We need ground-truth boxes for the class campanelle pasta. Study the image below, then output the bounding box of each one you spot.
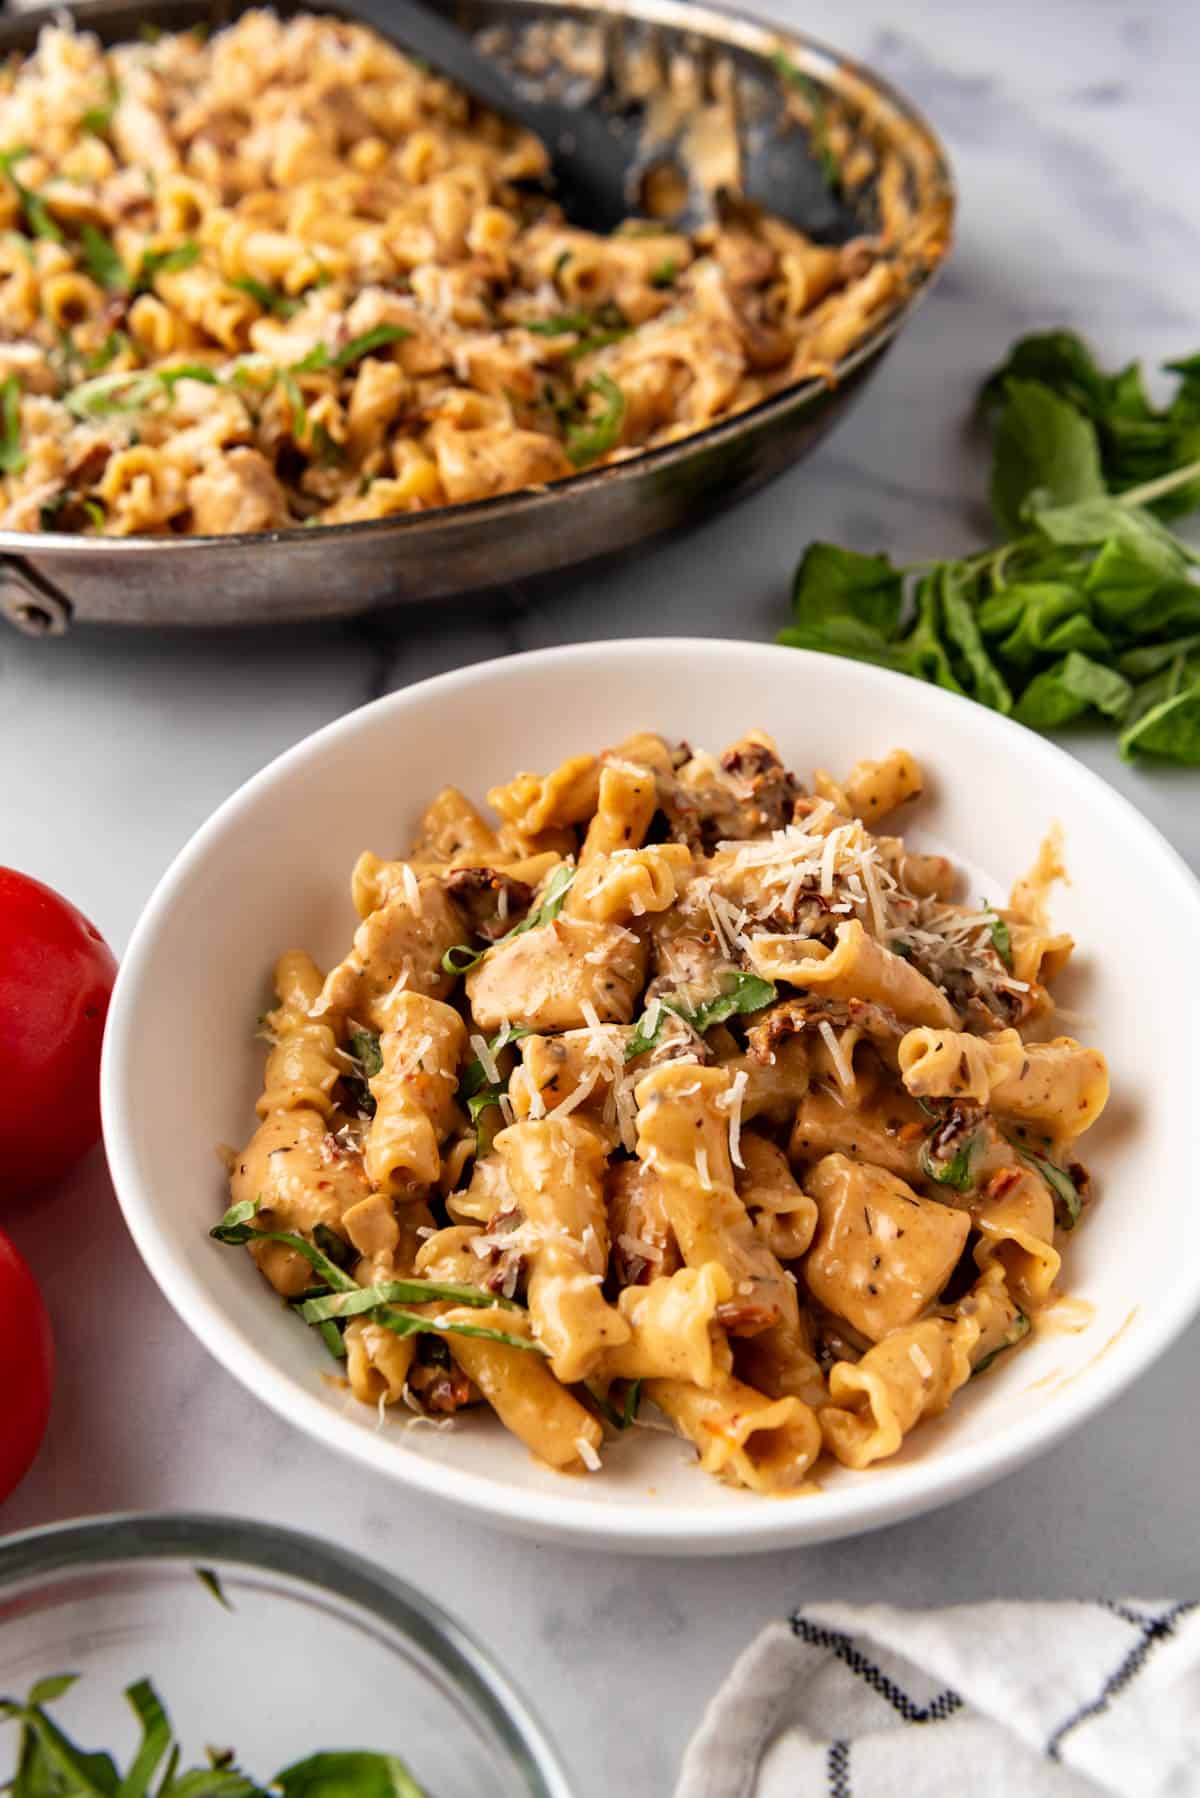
[0,11,908,538]
[216,731,1108,1492]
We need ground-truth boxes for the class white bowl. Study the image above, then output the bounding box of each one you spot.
[102,639,1200,1554]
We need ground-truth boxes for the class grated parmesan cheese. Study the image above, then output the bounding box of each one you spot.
[401,862,421,908]
[908,1342,934,1382]
[817,1019,855,1094]
[576,1436,602,1472]
[695,1146,712,1190]
[718,1068,749,1169]
[394,1031,434,1082]
[470,1032,500,1086]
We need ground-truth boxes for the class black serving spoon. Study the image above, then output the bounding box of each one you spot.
[383,0,859,239]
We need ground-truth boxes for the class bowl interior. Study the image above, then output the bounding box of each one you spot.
[0,1516,566,1797]
[102,641,1200,1550]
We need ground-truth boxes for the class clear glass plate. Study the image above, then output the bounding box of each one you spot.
[0,1513,572,1798]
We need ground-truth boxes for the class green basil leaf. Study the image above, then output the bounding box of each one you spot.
[899,571,967,695]
[0,148,63,242]
[194,1568,233,1611]
[1117,633,1200,679]
[989,379,1105,533]
[116,1681,173,1798]
[622,1377,643,1428]
[650,259,677,288]
[1010,1142,1082,1228]
[565,372,625,467]
[776,616,914,673]
[939,564,1013,712]
[985,904,1013,969]
[458,1023,533,1099]
[134,241,200,291]
[79,224,128,291]
[980,330,1108,418]
[372,1306,545,1355]
[209,1198,357,1291]
[790,541,904,638]
[972,1310,1031,1377]
[0,375,26,475]
[626,971,776,1059]
[329,325,410,369]
[230,277,300,318]
[347,1028,382,1079]
[1119,683,1200,763]
[298,1278,522,1322]
[272,1751,427,1798]
[441,864,576,975]
[81,82,121,136]
[920,1127,981,1192]
[1013,651,1132,730]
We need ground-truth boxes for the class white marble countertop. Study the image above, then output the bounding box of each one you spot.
[4,2,1200,1792]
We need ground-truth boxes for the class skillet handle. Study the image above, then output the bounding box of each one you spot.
[0,557,73,636]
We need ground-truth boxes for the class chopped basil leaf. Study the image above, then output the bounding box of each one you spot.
[347,1027,382,1078]
[79,223,127,291]
[565,373,626,467]
[650,259,678,288]
[274,1752,426,1798]
[919,1127,981,1192]
[230,277,301,318]
[87,330,130,373]
[194,1567,233,1611]
[984,903,1014,969]
[210,1197,358,1290]
[372,1306,544,1354]
[134,241,201,291]
[972,1311,1031,1377]
[1,376,26,475]
[459,1022,535,1151]
[626,971,776,1058]
[298,1277,521,1322]
[0,147,63,242]
[458,1022,533,1099]
[622,1377,643,1428]
[1,1676,430,1798]
[1009,1141,1082,1228]
[65,363,218,419]
[293,325,411,377]
[80,82,121,136]
[441,864,576,974]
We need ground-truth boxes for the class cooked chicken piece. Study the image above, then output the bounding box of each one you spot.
[187,448,289,535]
[466,916,646,1032]
[317,876,463,1024]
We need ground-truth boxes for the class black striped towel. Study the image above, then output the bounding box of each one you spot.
[675,1601,1200,1797]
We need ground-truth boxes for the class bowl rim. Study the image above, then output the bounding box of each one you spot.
[0,0,955,557]
[101,638,1200,1552]
[0,1510,573,1798]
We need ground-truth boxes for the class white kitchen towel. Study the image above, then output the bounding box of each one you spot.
[675,1600,1200,1798]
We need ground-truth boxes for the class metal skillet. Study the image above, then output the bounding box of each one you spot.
[0,0,954,635]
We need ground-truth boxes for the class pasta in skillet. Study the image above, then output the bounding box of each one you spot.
[215,731,1107,1492]
[0,10,925,537]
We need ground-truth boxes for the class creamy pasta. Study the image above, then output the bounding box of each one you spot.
[215,730,1108,1493]
[0,10,907,536]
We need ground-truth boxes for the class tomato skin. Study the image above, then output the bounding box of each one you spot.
[0,1227,54,1501]
[0,868,117,1197]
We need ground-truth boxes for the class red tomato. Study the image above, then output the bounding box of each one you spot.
[0,868,117,1197]
[0,1227,53,1500]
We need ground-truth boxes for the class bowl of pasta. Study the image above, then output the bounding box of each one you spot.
[0,0,952,632]
[102,638,1200,1552]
